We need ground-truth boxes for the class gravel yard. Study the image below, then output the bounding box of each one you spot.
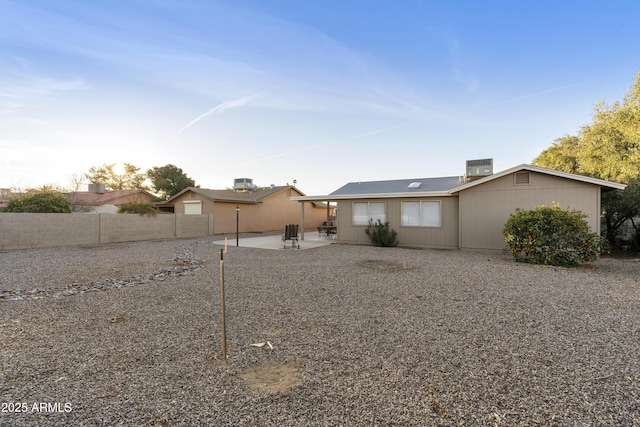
[1,238,640,426]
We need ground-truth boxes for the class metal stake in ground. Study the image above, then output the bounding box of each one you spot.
[220,248,227,361]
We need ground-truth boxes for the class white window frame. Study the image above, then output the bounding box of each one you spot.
[401,200,441,227]
[353,201,386,225]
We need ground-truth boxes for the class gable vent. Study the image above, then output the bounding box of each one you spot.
[515,171,531,185]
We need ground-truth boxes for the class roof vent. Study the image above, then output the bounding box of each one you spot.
[407,182,422,189]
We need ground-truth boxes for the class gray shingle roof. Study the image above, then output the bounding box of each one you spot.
[330,176,462,196]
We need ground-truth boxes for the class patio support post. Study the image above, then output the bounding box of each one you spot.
[327,201,330,224]
[235,205,239,247]
[300,201,305,241]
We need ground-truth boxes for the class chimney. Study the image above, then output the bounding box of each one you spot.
[88,183,106,194]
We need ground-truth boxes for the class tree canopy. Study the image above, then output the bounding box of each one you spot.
[85,163,148,191]
[532,71,640,249]
[147,164,196,200]
[533,71,640,184]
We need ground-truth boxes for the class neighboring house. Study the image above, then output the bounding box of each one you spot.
[292,163,626,251]
[65,185,157,213]
[165,180,331,234]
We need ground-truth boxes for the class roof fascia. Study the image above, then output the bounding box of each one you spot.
[164,187,196,203]
[449,164,627,193]
[291,191,455,201]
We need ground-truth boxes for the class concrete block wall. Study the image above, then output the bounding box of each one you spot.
[0,213,215,250]
[0,213,100,250]
[176,214,213,238]
[99,213,176,243]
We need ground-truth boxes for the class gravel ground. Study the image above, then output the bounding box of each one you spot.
[1,238,640,426]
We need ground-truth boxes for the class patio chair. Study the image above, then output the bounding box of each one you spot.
[281,224,300,249]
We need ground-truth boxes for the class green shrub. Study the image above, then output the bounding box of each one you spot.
[503,204,608,267]
[365,219,398,247]
[3,192,71,213]
[117,201,157,215]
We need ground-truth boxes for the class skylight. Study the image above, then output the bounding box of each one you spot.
[407,182,422,189]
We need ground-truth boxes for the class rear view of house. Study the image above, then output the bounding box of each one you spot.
[292,161,626,251]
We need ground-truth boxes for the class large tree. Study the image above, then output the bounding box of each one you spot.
[601,178,640,248]
[85,163,148,191]
[534,135,580,174]
[533,71,640,247]
[146,164,195,200]
[533,71,640,183]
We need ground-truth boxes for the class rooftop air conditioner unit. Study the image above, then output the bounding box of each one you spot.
[233,178,257,191]
[465,158,493,178]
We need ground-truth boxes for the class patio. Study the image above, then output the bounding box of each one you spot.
[212,230,336,250]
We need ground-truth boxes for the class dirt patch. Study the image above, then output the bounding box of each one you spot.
[238,360,301,393]
[358,259,415,272]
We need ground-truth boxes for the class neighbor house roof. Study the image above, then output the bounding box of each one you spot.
[65,189,156,206]
[291,164,626,201]
[166,185,301,204]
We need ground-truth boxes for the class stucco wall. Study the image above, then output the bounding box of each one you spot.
[0,213,214,250]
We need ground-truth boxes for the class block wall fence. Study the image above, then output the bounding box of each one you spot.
[0,213,214,251]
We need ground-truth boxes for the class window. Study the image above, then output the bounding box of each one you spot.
[353,202,385,225]
[183,200,202,215]
[401,201,441,227]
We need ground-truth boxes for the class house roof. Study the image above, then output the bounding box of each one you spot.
[291,164,626,201]
[65,189,156,206]
[166,185,301,204]
[330,176,462,196]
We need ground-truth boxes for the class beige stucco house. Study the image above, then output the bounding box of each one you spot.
[292,164,626,251]
[166,184,331,234]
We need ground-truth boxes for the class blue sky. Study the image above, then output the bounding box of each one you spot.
[1,0,639,195]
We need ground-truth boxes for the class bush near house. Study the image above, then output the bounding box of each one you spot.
[503,204,608,267]
[3,192,72,213]
[117,201,157,215]
[365,219,398,247]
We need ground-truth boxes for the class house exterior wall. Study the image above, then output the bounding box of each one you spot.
[171,192,213,215]
[336,196,459,249]
[213,192,329,234]
[171,188,328,234]
[458,171,601,250]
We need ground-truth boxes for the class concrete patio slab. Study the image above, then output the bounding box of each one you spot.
[212,231,336,250]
